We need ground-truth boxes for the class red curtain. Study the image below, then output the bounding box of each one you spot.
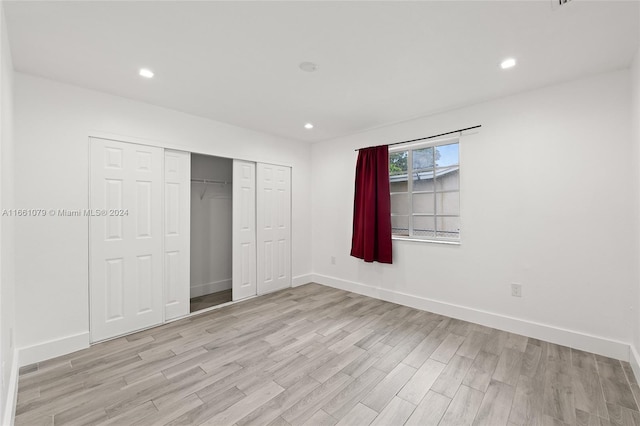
[350,146,393,264]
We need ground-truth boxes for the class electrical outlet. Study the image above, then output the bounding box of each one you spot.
[511,283,522,298]
[330,256,336,265]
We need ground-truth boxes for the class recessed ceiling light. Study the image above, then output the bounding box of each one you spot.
[299,62,319,72]
[139,68,154,78]
[304,123,314,129]
[500,58,516,69]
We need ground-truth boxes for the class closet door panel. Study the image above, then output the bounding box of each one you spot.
[233,160,257,301]
[90,138,163,342]
[257,163,291,295]
[164,149,191,320]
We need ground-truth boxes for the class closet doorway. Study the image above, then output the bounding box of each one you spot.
[190,154,233,312]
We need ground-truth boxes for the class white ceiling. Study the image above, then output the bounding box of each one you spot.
[4,1,639,143]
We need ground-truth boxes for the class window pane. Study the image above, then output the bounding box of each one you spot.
[435,191,460,215]
[413,215,435,238]
[390,142,461,242]
[413,147,434,170]
[391,215,409,236]
[436,216,460,239]
[389,179,408,193]
[413,193,434,214]
[391,193,409,215]
[389,151,408,176]
[435,143,459,167]
[435,168,459,191]
[413,171,435,192]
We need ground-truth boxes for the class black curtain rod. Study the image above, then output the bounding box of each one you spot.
[355,125,482,151]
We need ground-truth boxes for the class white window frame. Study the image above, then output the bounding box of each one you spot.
[389,136,461,244]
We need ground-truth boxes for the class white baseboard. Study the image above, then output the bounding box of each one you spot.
[630,345,640,384]
[18,332,90,367]
[2,349,18,426]
[312,273,630,361]
[190,279,232,298]
[292,274,313,288]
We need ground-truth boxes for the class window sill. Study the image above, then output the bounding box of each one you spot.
[392,236,461,246]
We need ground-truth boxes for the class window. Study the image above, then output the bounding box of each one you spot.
[389,139,460,242]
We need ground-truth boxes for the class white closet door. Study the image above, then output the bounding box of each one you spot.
[164,150,190,320]
[232,160,257,301]
[89,138,163,342]
[257,163,291,295]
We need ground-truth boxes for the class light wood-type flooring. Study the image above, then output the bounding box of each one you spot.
[15,283,640,426]
[190,290,233,313]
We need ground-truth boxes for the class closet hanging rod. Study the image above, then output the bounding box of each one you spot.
[191,178,231,185]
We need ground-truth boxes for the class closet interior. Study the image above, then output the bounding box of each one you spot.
[190,154,233,312]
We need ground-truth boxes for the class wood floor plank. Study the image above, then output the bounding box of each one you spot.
[322,367,385,420]
[605,402,640,425]
[572,364,608,419]
[334,403,377,426]
[547,343,572,367]
[402,327,448,369]
[543,366,576,424]
[509,375,545,426]
[107,368,204,416]
[431,354,474,398]
[574,409,602,426]
[374,332,426,373]
[369,396,415,426]
[166,387,245,425]
[237,375,321,426]
[473,379,516,426]
[98,400,158,426]
[457,331,489,360]
[482,330,509,356]
[493,347,524,387]
[328,327,374,354]
[275,350,339,388]
[598,359,629,384]
[361,363,416,412]
[267,416,292,426]
[405,390,451,426]
[201,381,284,425]
[280,372,352,426]
[301,409,337,426]
[430,333,466,364]
[310,346,366,383]
[397,358,446,404]
[439,385,485,426]
[16,377,128,424]
[571,349,597,372]
[601,376,639,411]
[504,333,529,353]
[520,343,543,378]
[195,361,270,404]
[622,362,638,386]
[463,351,499,393]
[339,353,380,379]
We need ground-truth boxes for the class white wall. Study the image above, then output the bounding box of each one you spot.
[311,70,634,359]
[13,73,312,364]
[0,4,16,424]
[631,44,640,374]
[190,154,232,298]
